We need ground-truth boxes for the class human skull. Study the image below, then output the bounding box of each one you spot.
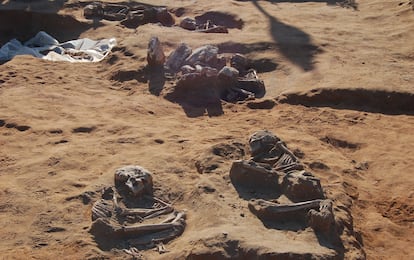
[114,165,153,197]
[84,3,104,18]
[249,130,280,156]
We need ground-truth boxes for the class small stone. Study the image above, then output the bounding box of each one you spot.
[147,37,165,67]
[282,171,325,202]
[201,66,218,78]
[231,53,248,72]
[165,43,192,71]
[155,7,175,26]
[180,65,196,74]
[218,66,239,82]
[180,17,197,30]
[185,45,218,67]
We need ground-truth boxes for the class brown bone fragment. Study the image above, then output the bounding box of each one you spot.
[248,198,323,220]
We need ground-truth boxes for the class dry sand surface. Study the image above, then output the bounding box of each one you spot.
[0,0,413,259]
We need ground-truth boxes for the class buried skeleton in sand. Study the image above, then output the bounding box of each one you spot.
[90,166,186,254]
[230,130,338,237]
[89,132,340,258]
[83,1,174,27]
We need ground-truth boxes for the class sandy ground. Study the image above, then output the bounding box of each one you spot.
[0,0,413,259]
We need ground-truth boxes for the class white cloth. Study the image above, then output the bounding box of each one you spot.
[0,31,116,62]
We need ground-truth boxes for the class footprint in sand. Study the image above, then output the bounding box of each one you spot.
[0,119,31,131]
[72,126,96,133]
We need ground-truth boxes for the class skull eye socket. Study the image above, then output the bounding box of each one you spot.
[130,178,144,186]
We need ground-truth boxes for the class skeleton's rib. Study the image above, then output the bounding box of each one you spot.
[276,141,298,162]
[143,207,174,219]
[145,195,172,207]
[113,193,119,209]
[274,162,301,172]
[118,206,173,217]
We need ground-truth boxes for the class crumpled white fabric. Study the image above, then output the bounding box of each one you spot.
[0,31,117,62]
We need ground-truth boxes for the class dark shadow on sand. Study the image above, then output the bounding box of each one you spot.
[250,0,321,71]
[0,9,98,46]
[231,179,312,232]
[164,92,224,118]
[278,88,414,115]
[237,0,358,10]
[164,79,224,118]
[0,0,68,13]
[148,66,166,96]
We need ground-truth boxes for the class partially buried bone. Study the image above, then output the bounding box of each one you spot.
[114,165,153,197]
[249,130,280,157]
[249,131,299,168]
[121,211,185,236]
[91,199,113,221]
[248,198,337,226]
[118,204,173,219]
[229,130,341,242]
[179,17,229,33]
[249,199,323,219]
[90,165,185,252]
[236,69,265,98]
[308,199,335,234]
[91,211,185,238]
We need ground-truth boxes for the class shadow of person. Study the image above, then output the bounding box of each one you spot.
[0,0,68,13]
[237,0,357,10]
[251,0,320,71]
[0,9,95,45]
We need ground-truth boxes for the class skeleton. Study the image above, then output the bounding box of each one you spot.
[90,165,186,253]
[235,69,266,98]
[179,17,229,33]
[83,2,174,27]
[230,130,337,236]
[249,130,301,170]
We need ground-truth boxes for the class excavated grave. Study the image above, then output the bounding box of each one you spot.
[177,130,364,259]
[89,165,186,253]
